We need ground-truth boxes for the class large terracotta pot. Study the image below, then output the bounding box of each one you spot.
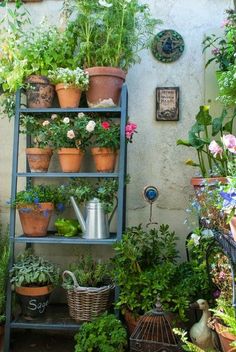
[26,75,55,108]
[16,285,53,319]
[214,321,236,352]
[85,67,126,107]
[123,309,142,336]
[26,147,53,172]
[91,147,117,172]
[57,148,84,173]
[18,202,54,237]
[55,83,82,108]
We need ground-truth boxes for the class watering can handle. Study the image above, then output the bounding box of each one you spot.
[108,196,118,225]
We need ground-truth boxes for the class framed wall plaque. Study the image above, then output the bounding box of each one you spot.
[156,87,179,121]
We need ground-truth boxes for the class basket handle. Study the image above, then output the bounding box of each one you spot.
[62,270,81,289]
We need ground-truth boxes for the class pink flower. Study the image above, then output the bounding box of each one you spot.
[222,134,236,153]
[209,140,223,158]
[221,19,230,27]
[42,120,50,126]
[101,121,110,129]
[67,130,75,139]
[125,122,137,140]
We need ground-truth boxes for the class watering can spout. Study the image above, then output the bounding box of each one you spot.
[70,196,86,234]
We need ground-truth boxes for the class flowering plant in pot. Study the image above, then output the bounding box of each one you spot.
[48,67,89,108]
[12,183,65,237]
[90,119,137,172]
[10,251,60,319]
[20,115,53,172]
[62,0,160,107]
[48,113,93,172]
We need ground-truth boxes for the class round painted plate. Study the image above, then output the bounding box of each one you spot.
[151,29,184,63]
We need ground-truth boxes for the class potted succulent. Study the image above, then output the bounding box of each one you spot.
[74,312,127,352]
[48,67,89,108]
[12,183,65,237]
[62,254,114,322]
[48,113,92,172]
[20,115,53,172]
[62,0,160,107]
[90,118,137,172]
[10,251,60,319]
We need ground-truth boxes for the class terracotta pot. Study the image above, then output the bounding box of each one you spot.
[85,67,126,107]
[57,148,84,173]
[18,202,54,237]
[123,309,142,336]
[55,83,82,108]
[214,321,236,352]
[191,176,228,189]
[91,147,117,172]
[26,75,55,108]
[26,147,53,172]
[16,285,53,319]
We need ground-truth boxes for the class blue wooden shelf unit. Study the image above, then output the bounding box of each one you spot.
[4,85,128,352]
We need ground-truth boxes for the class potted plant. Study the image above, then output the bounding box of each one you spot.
[90,119,137,172]
[48,113,92,172]
[10,251,60,319]
[62,0,160,107]
[20,115,53,172]
[74,312,127,352]
[62,254,114,322]
[48,67,89,108]
[0,2,76,113]
[12,183,65,237]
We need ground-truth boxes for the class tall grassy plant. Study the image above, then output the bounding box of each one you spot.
[0,226,10,323]
[62,0,160,69]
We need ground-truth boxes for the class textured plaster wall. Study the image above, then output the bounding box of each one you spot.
[0,0,234,261]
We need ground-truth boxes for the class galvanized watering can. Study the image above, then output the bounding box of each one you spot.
[70,196,115,239]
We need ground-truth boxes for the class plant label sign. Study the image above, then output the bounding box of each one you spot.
[156,87,179,121]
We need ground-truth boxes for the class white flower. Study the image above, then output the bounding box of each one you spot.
[67,130,75,139]
[51,114,58,120]
[191,233,200,246]
[78,113,85,118]
[86,120,96,132]
[98,0,112,7]
[42,120,50,126]
[63,117,70,124]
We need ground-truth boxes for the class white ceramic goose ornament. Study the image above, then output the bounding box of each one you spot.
[190,299,219,351]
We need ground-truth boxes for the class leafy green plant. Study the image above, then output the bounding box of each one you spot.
[74,312,127,352]
[48,67,89,90]
[92,119,120,150]
[177,105,236,177]
[12,183,66,213]
[62,0,160,70]
[19,115,52,148]
[173,328,210,352]
[0,226,10,323]
[62,254,112,289]
[54,218,81,238]
[60,178,119,213]
[216,66,236,107]
[10,251,60,288]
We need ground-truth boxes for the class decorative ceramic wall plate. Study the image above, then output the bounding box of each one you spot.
[151,29,184,63]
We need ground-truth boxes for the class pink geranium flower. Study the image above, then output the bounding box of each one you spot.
[209,140,223,158]
[125,122,137,140]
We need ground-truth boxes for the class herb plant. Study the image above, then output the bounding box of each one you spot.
[20,115,52,148]
[62,254,112,289]
[62,0,160,70]
[10,252,60,288]
[74,312,127,352]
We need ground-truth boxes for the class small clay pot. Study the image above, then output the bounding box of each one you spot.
[91,147,117,172]
[57,148,84,173]
[55,84,82,108]
[26,75,55,108]
[26,147,53,172]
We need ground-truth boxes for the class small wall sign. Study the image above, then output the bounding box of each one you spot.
[156,87,179,121]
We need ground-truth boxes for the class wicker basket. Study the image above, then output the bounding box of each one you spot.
[62,270,114,322]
